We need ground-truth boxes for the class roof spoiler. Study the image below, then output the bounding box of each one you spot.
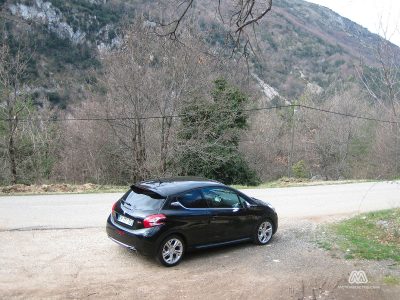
[130,185,164,199]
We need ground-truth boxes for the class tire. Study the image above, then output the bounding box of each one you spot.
[253,219,274,245]
[157,235,185,267]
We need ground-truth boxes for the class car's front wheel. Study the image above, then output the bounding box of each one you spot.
[253,219,274,245]
[157,235,185,267]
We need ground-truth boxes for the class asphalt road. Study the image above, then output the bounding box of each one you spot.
[1,181,399,299]
[0,181,399,231]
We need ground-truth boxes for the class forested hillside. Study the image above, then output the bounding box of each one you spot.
[0,0,399,185]
[1,0,395,104]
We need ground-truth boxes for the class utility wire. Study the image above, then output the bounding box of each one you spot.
[0,104,398,123]
[299,104,399,124]
[0,104,398,124]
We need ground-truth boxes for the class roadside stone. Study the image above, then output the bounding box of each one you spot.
[311,175,324,181]
[376,220,389,229]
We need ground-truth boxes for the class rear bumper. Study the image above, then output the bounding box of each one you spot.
[108,236,137,250]
[106,215,161,256]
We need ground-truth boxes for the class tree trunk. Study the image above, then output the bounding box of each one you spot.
[8,129,17,184]
[131,119,147,181]
[6,97,18,184]
[160,117,172,175]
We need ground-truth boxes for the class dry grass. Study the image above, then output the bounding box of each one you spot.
[0,183,126,195]
[232,177,372,189]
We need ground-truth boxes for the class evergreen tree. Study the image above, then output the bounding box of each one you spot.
[176,78,259,185]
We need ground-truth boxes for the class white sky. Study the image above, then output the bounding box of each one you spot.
[305,0,400,46]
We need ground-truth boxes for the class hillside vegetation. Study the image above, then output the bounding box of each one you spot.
[0,0,399,185]
[0,0,393,104]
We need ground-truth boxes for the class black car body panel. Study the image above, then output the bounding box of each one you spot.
[107,177,278,258]
[159,208,212,246]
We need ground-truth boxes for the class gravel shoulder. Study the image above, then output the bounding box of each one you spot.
[1,221,399,299]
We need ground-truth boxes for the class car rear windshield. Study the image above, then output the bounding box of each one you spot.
[121,186,165,210]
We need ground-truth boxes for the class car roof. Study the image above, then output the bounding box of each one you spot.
[133,177,225,197]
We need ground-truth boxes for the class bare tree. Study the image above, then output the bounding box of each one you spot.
[355,26,400,176]
[306,91,368,179]
[148,0,273,55]
[53,18,254,184]
[0,42,32,184]
[240,86,379,181]
[94,21,226,181]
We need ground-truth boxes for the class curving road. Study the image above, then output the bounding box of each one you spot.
[0,181,399,231]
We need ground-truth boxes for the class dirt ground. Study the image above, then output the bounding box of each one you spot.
[1,219,399,300]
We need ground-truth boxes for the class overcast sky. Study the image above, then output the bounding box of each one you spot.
[305,0,400,46]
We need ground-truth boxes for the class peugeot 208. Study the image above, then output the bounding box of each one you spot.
[106,177,278,266]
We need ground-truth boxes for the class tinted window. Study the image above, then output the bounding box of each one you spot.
[176,190,207,208]
[123,189,164,210]
[202,187,243,209]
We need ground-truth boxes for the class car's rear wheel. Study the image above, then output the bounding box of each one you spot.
[157,235,185,267]
[253,219,274,245]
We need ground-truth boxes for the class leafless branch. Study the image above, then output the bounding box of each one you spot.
[151,0,273,56]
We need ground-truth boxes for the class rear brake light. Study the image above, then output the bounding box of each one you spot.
[143,214,166,228]
[112,202,117,212]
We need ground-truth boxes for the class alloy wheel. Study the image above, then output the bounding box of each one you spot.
[258,221,273,244]
[161,238,183,265]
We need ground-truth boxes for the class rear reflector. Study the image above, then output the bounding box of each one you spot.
[143,214,166,228]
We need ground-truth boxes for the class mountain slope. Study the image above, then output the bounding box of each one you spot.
[1,0,398,105]
[249,0,393,100]
[1,0,136,107]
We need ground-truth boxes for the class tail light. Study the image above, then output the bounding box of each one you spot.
[112,201,118,212]
[143,214,166,228]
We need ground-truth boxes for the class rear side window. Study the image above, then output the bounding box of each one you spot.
[175,189,208,208]
[122,188,164,210]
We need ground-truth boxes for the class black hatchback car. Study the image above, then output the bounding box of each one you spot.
[106,177,278,266]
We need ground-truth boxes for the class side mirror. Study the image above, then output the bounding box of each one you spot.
[170,201,184,208]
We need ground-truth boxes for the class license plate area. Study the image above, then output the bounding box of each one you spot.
[117,214,134,226]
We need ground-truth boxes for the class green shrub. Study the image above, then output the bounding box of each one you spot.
[292,160,308,178]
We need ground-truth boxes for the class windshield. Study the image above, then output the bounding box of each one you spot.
[122,187,164,210]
